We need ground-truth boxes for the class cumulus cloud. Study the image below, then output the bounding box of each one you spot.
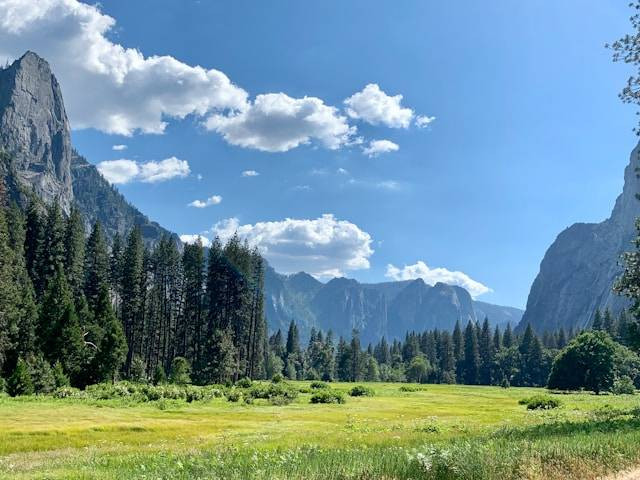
[112,144,127,151]
[344,84,414,128]
[179,234,212,248]
[242,170,259,177]
[97,157,190,184]
[188,195,222,208]
[362,139,399,157]
[205,93,356,152]
[415,115,436,128]
[0,0,248,135]
[337,167,349,175]
[385,261,491,298]
[210,214,374,278]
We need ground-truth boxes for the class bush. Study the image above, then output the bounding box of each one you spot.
[0,377,5,394]
[310,381,329,389]
[519,394,562,410]
[129,356,147,382]
[612,376,636,395]
[236,377,252,389]
[53,386,86,399]
[349,385,375,397]
[246,383,299,405]
[29,356,56,394]
[226,389,242,402]
[399,385,424,392]
[271,373,284,384]
[310,390,346,404]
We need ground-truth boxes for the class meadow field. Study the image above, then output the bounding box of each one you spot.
[0,382,639,479]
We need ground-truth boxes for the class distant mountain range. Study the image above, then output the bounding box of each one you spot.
[265,266,523,343]
[0,50,524,343]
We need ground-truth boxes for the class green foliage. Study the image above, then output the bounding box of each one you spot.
[310,381,329,389]
[399,385,425,392]
[548,331,618,394]
[28,355,56,394]
[152,364,167,385]
[406,355,431,383]
[518,394,561,410]
[349,385,375,397]
[226,389,242,402]
[271,373,284,384]
[129,355,147,382]
[52,361,69,388]
[169,357,191,385]
[612,376,636,395]
[7,358,33,396]
[236,377,252,388]
[310,389,346,404]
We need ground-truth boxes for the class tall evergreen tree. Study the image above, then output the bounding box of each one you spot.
[92,285,127,383]
[83,222,109,314]
[462,322,480,385]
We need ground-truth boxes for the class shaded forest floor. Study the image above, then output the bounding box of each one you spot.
[0,383,639,479]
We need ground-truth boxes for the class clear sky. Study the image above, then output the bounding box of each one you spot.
[1,0,637,308]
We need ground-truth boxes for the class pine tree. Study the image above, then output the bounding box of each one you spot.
[24,202,45,296]
[478,317,494,384]
[503,323,514,348]
[452,319,464,382]
[603,309,617,338]
[92,285,127,383]
[592,309,603,330]
[83,222,109,314]
[7,358,33,396]
[42,203,66,284]
[462,322,480,384]
[120,226,144,371]
[64,207,85,302]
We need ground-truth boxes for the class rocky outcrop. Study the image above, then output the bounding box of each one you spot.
[0,51,73,212]
[520,142,640,333]
[0,51,177,245]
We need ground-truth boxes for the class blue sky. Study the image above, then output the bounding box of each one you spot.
[1,1,637,308]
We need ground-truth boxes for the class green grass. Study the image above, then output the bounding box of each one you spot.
[0,382,638,479]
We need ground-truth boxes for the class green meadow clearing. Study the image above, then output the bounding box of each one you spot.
[0,383,639,479]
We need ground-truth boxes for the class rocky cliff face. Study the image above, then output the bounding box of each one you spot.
[0,51,176,245]
[265,266,523,343]
[520,142,640,333]
[0,51,73,212]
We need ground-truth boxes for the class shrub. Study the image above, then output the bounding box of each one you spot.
[246,383,299,404]
[53,386,86,399]
[169,357,191,385]
[226,389,242,402]
[310,390,346,404]
[0,377,5,394]
[271,373,284,383]
[350,385,375,397]
[519,394,562,410]
[7,358,34,396]
[500,378,511,389]
[612,376,636,395]
[129,355,147,382]
[399,385,423,392]
[310,381,329,389]
[236,377,252,389]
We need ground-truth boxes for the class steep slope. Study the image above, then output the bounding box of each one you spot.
[520,142,640,333]
[0,51,73,211]
[0,51,176,245]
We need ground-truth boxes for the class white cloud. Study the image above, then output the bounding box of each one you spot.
[415,115,436,128]
[0,0,248,135]
[179,234,212,248]
[188,195,222,208]
[97,156,190,184]
[362,139,399,157]
[210,214,374,278]
[385,261,491,298]
[196,174,203,181]
[242,170,259,177]
[112,144,127,151]
[205,93,356,152]
[344,84,414,128]
[337,167,349,175]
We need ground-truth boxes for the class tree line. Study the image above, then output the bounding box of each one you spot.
[0,190,267,393]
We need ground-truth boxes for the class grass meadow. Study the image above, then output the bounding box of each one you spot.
[0,382,639,479]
